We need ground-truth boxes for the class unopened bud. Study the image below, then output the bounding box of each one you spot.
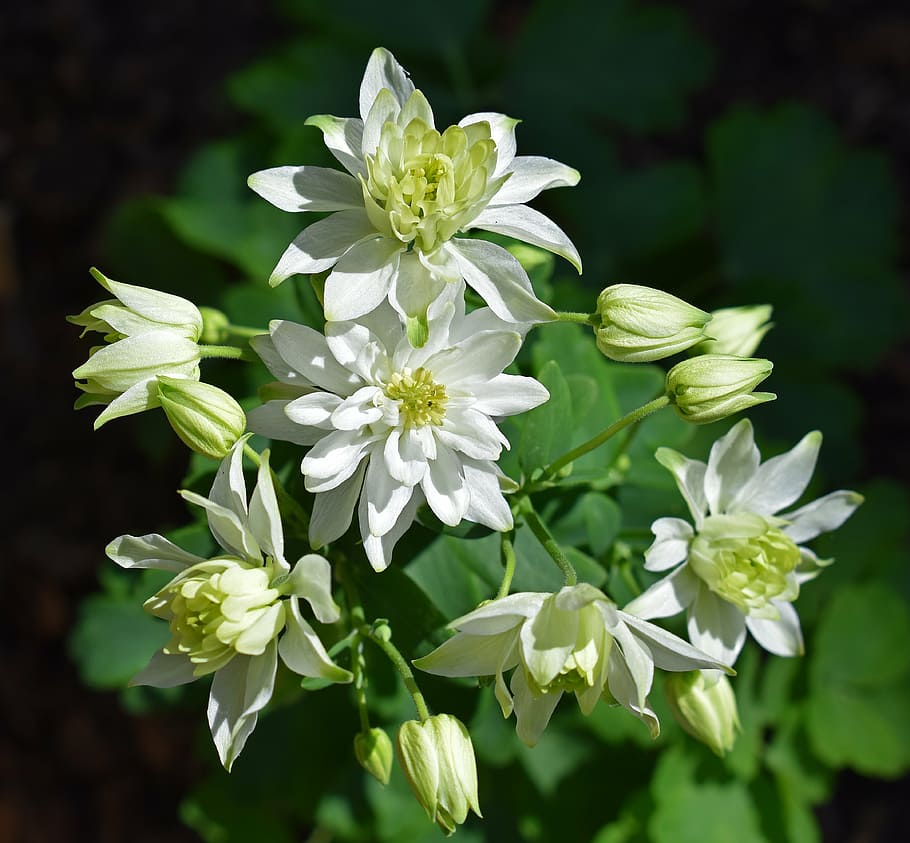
[666,354,775,424]
[157,376,246,458]
[354,727,393,786]
[666,671,740,756]
[198,307,231,345]
[696,305,773,357]
[594,284,710,362]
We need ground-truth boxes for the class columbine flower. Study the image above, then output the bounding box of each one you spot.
[665,671,740,757]
[247,296,549,571]
[107,440,352,770]
[415,583,728,746]
[624,419,863,665]
[248,47,580,331]
[397,714,482,835]
[69,267,202,428]
[666,354,775,424]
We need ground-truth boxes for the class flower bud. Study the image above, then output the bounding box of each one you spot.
[696,305,773,357]
[354,727,394,786]
[594,284,711,362]
[396,715,482,835]
[157,377,247,459]
[198,307,231,345]
[665,671,740,756]
[666,354,775,424]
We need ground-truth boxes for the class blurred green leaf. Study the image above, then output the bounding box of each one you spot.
[518,359,572,475]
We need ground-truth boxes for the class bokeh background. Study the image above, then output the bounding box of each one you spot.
[3,1,910,841]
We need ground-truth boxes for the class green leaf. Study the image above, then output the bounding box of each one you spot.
[515,721,597,797]
[517,359,572,474]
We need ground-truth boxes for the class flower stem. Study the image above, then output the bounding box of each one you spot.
[555,310,598,326]
[198,344,258,363]
[541,395,670,481]
[497,531,517,599]
[225,324,265,339]
[364,627,431,722]
[519,498,577,586]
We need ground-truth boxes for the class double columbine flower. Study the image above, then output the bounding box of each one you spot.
[415,584,729,746]
[69,268,202,427]
[248,297,549,571]
[107,439,352,770]
[625,419,863,665]
[248,47,580,331]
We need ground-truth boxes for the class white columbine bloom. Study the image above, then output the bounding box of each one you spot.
[107,440,352,770]
[247,47,580,331]
[247,296,549,571]
[415,583,729,746]
[625,419,863,665]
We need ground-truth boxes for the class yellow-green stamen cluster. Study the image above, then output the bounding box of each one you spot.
[385,367,448,428]
[362,116,499,253]
[146,558,286,676]
[688,513,800,615]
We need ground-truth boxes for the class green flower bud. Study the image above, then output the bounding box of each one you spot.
[397,714,482,835]
[355,727,394,786]
[594,284,711,362]
[198,307,231,345]
[157,377,247,459]
[696,305,773,357]
[666,354,775,424]
[666,671,740,756]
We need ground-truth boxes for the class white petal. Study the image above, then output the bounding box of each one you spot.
[644,517,694,572]
[470,205,582,272]
[323,237,401,321]
[129,651,197,688]
[519,597,577,688]
[207,645,277,771]
[654,448,708,527]
[209,438,248,516]
[388,249,447,322]
[278,596,353,683]
[745,601,804,656]
[414,629,519,678]
[248,400,324,447]
[302,429,375,492]
[179,489,260,562]
[92,270,202,335]
[510,668,561,747]
[620,608,731,673]
[398,89,435,129]
[91,379,161,428]
[781,490,863,543]
[421,445,469,527]
[360,487,421,571]
[364,456,415,537]
[606,615,655,712]
[330,385,384,430]
[605,649,660,738]
[444,239,555,324]
[248,451,284,567]
[383,428,427,486]
[437,409,506,461]
[250,334,310,385]
[248,166,362,212]
[448,593,545,634]
[459,112,519,175]
[74,332,199,391]
[304,114,366,177]
[285,555,340,623]
[462,458,514,531]
[106,533,204,572]
[309,462,366,548]
[269,210,377,286]
[733,430,822,515]
[426,329,522,386]
[468,374,550,417]
[361,87,400,158]
[492,155,580,206]
[623,565,699,620]
[704,419,760,515]
[359,47,414,123]
[285,392,343,428]
[687,585,747,666]
[270,320,361,395]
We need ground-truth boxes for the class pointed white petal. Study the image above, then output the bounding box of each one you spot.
[248,166,362,212]
[359,47,414,123]
[605,649,660,738]
[248,400,325,447]
[448,593,544,634]
[278,596,353,683]
[388,250,447,322]
[285,392,343,427]
[468,374,550,417]
[620,608,732,673]
[414,629,519,678]
[519,597,578,689]
[492,156,580,206]
[510,668,561,747]
[207,645,277,771]
[106,533,204,572]
[644,517,694,572]
[285,555,340,623]
[179,490,260,562]
[304,114,366,177]
[398,89,434,129]
[364,456,415,536]
[421,445,469,527]
[309,462,366,548]
[705,419,760,515]
[383,428,427,486]
[361,87,401,158]
[426,328,523,386]
[654,448,708,527]
[129,651,197,688]
[248,451,284,567]
[746,601,804,656]
[458,112,519,175]
[250,334,311,385]
[733,431,822,515]
[470,205,582,272]
[323,237,401,321]
[209,438,248,517]
[623,564,699,620]
[360,486,421,571]
[461,457,514,532]
[781,490,864,543]
[302,429,375,492]
[687,585,747,666]
[270,320,361,395]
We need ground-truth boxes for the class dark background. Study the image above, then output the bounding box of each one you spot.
[2,1,908,840]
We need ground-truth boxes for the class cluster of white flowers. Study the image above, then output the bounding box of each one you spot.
[70,46,863,833]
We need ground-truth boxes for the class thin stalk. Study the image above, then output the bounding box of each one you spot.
[198,344,258,363]
[541,395,670,481]
[363,627,431,722]
[225,324,266,339]
[497,530,517,599]
[519,499,577,586]
[555,310,598,326]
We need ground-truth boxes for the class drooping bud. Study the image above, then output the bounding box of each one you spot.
[157,376,246,459]
[594,284,711,362]
[354,727,394,786]
[665,671,740,756]
[396,714,482,835]
[198,306,231,345]
[666,354,775,424]
[696,305,773,357]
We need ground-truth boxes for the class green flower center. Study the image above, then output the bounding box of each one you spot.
[688,513,800,613]
[151,558,286,675]
[363,116,498,253]
[385,367,448,428]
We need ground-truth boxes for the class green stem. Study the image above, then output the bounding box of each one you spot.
[519,499,577,586]
[619,560,642,597]
[555,310,598,326]
[497,531,517,599]
[364,627,431,722]
[225,324,266,339]
[198,344,258,363]
[541,395,670,481]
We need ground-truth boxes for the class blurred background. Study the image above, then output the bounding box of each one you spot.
[2,1,909,841]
